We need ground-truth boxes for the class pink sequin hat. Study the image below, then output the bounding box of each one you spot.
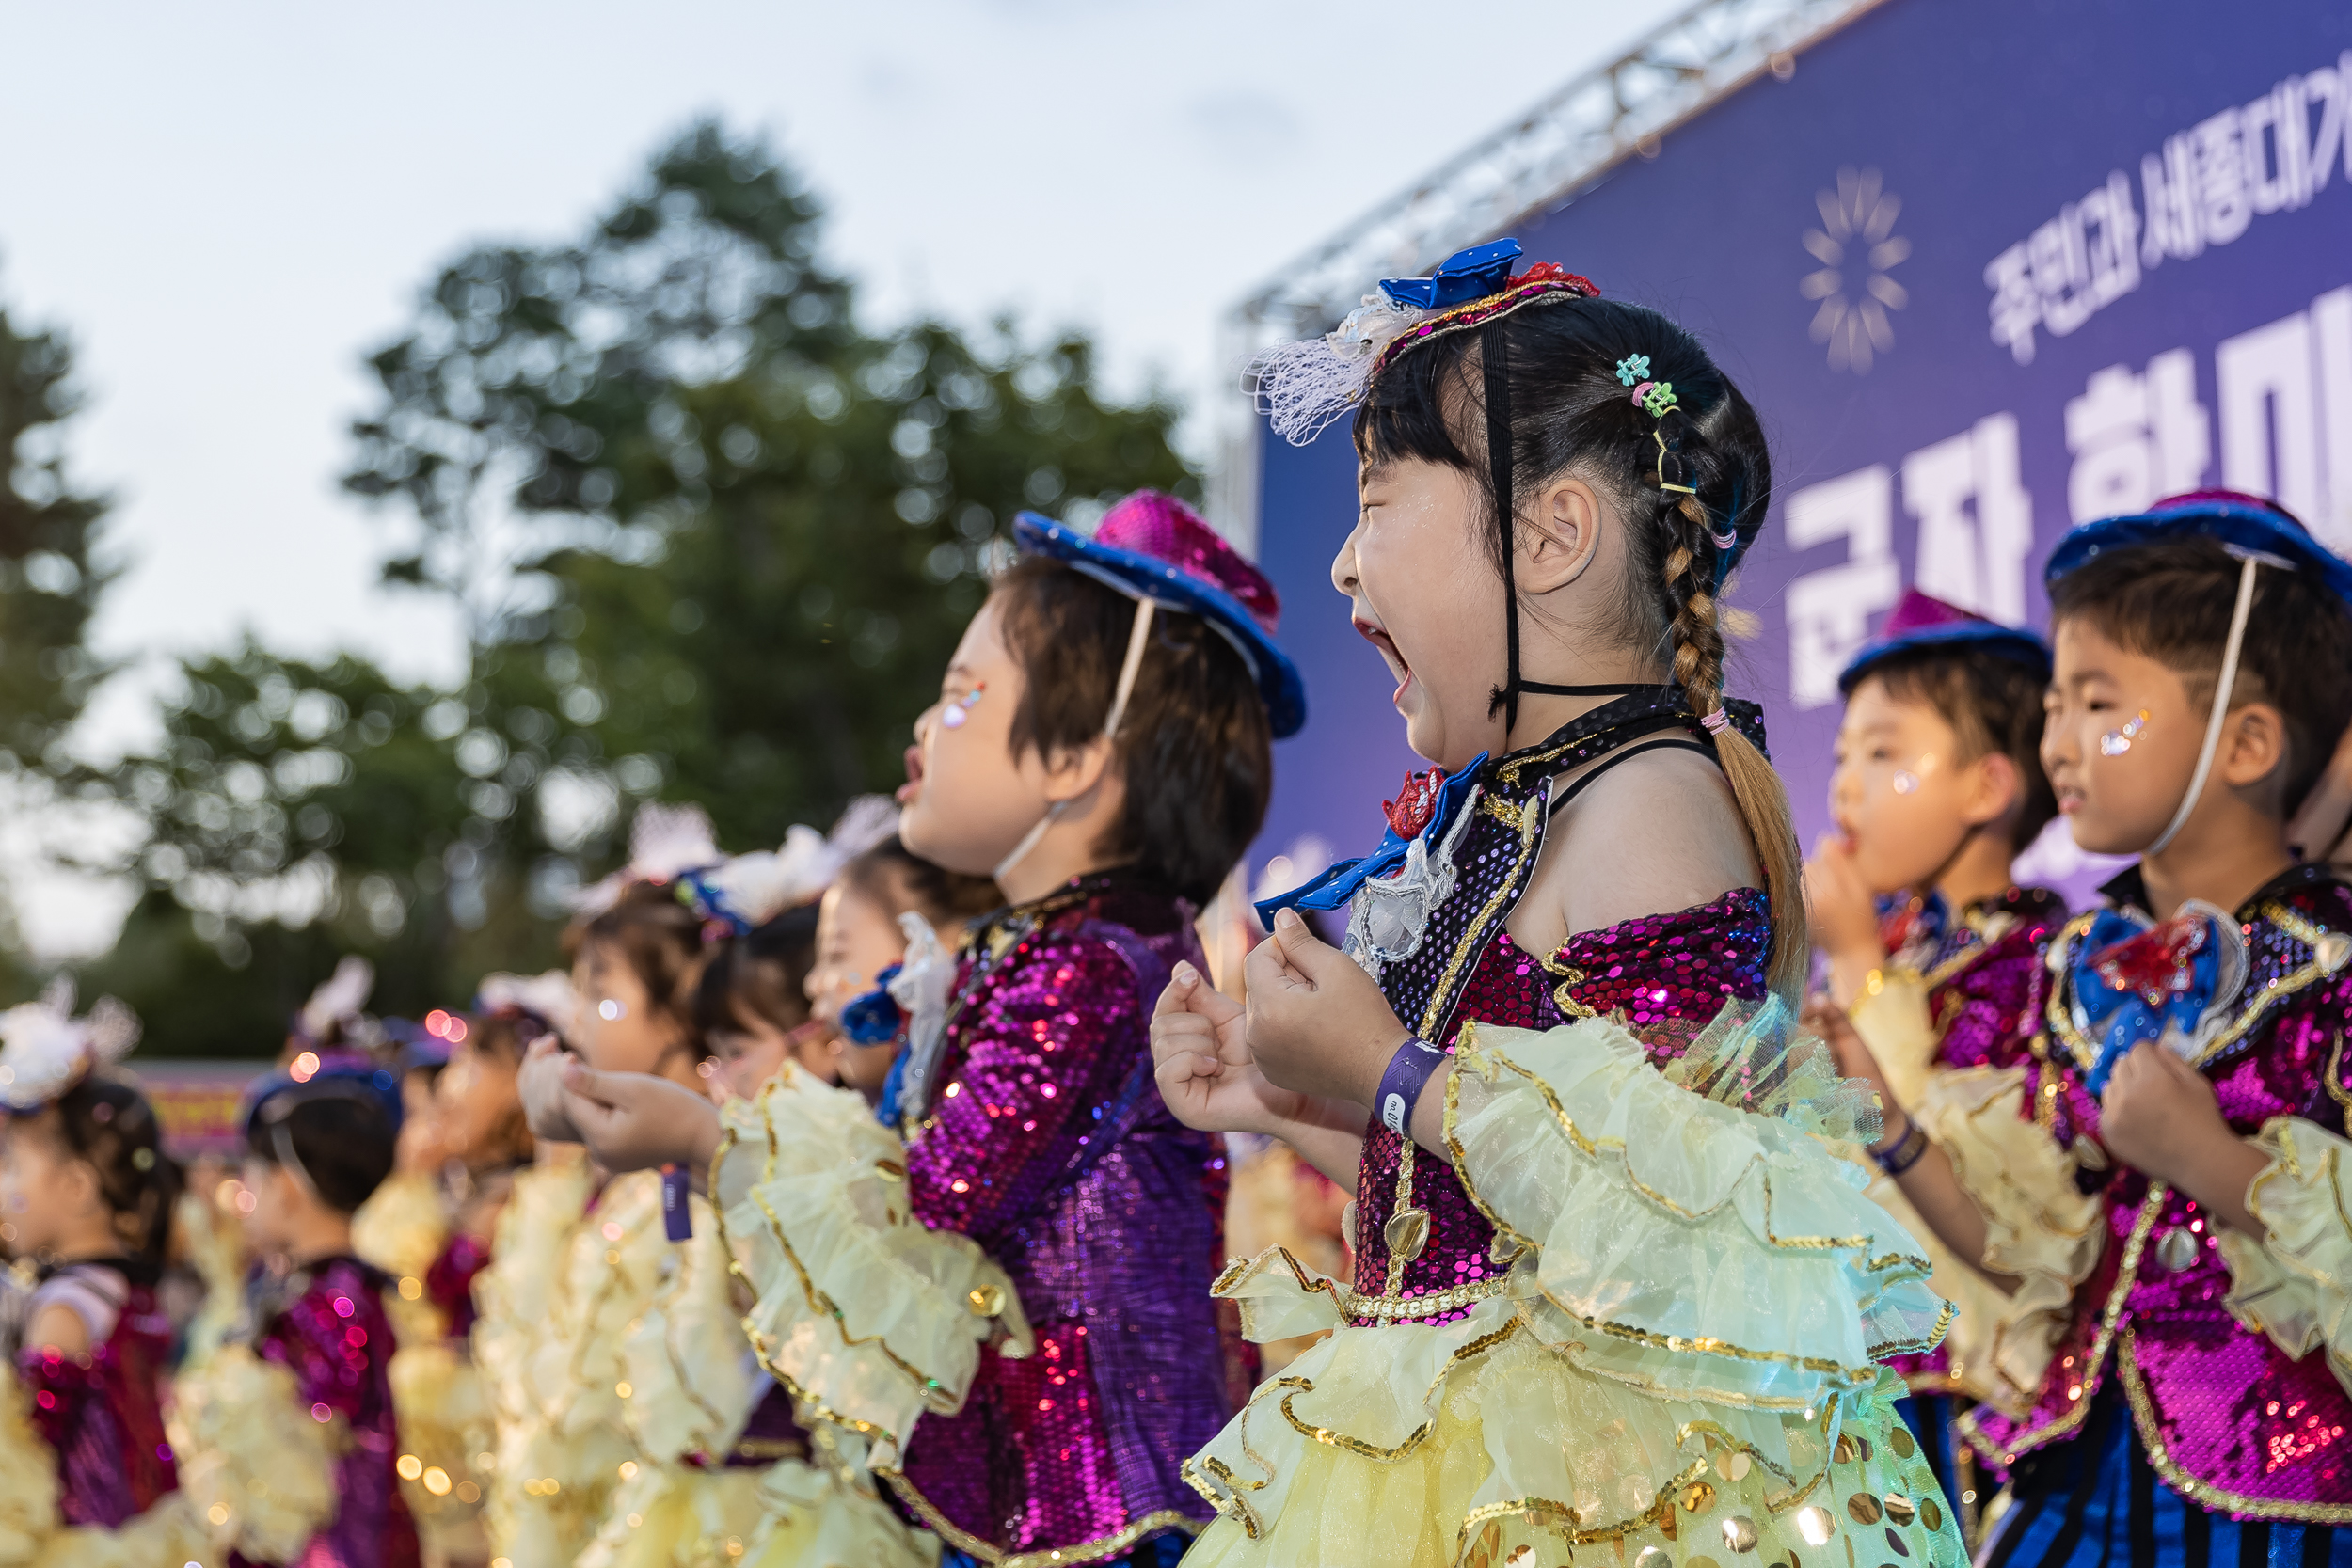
[1014,491,1307,738]
[1837,587,2051,696]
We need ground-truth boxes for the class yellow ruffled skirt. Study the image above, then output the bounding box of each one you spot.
[1184,1004,1971,1568]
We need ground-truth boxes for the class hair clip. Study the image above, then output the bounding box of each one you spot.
[1632,381,1678,418]
[1614,355,1651,387]
[941,682,985,730]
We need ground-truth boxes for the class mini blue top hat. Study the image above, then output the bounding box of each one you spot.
[1838,588,2052,696]
[1014,491,1309,738]
[2045,489,2352,603]
[240,1057,405,1141]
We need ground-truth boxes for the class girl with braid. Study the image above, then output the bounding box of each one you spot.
[1153,242,1965,1568]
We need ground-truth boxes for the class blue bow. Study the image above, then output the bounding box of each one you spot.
[2070,906,2238,1093]
[1876,888,1949,960]
[1379,241,1522,312]
[838,964,905,1047]
[1253,754,1486,927]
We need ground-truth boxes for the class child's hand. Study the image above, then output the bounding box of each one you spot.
[2099,1042,2229,1185]
[1804,832,1885,967]
[517,1034,583,1145]
[1244,909,1412,1106]
[560,1062,725,1175]
[1152,961,1306,1136]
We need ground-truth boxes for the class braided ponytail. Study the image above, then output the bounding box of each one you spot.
[1661,495,1809,1003]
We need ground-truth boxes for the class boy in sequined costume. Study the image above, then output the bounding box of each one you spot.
[1153,240,1965,1568]
[1838,493,2352,1566]
[1803,589,2067,1530]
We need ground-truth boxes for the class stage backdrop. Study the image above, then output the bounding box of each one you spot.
[1247,0,2352,903]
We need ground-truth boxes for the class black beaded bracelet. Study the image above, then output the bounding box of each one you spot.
[1872,1117,1930,1177]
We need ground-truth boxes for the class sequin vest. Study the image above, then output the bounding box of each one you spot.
[1346,691,1776,1325]
[19,1268,178,1529]
[1961,864,2352,1520]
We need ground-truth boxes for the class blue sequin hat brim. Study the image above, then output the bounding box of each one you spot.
[2045,492,2352,605]
[1838,620,2053,696]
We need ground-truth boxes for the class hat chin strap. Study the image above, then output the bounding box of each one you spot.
[2144,552,2262,858]
[993,599,1156,886]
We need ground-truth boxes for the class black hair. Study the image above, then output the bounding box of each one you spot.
[838,835,1002,928]
[992,557,1273,905]
[693,902,821,1039]
[1354,294,1804,996]
[2051,535,2352,813]
[245,1081,397,1216]
[564,879,703,1038]
[1860,647,2062,850]
[26,1077,183,1271]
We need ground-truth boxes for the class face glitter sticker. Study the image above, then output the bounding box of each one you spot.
[939,682,985,730]
[2100,708,2151,756]
[1891,770,1920,795]
[597,998,626,1022]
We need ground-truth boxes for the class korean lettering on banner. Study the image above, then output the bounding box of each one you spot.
[2064,350,2210,523]
[1786,417,2032,709]
[1986,55,2351,366]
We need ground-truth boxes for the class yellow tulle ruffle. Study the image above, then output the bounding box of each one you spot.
[174,1187,248,1372]
[353,1169,453,1349]
[711,1065,1030,1470]
[477,1157,669,1568]
[1910,1066,2104,1415]
[577,1449,937,1568]
[390,1339,493,1549]
[1184,1004,1967,1568]
[0,1362,58,1566]
[170,1343,343,1565]
[2223,1116,2352,1392]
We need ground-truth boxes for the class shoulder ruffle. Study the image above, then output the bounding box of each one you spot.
[0,1363,57,1566]
[619,1194,755,1465]
[1910,1065,2104,1414]
[2222,1115,2352,1392]
[713,1065,1030,1468]
[1850,971,1939,1109]
[170,1342,342,1564]
[354,1170,453,1347]
[1445,1003,1947,1407]
[390,1339,492,1543]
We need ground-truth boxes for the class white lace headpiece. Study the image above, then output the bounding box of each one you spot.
[0,978,142,1111]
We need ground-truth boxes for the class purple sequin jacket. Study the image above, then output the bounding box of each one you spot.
[234,1256,421,1568]
[893,875,1232,1564]
[1347,692,1778,1325]
[1962,864,2352,1520]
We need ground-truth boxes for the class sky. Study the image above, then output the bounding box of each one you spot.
[0,0,1660,952]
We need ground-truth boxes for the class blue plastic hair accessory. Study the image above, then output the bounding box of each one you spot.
[1614,355,1650,387]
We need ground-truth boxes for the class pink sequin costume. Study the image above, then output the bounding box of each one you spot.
[7,1259,179,1528]
[1963,863,2352,1518]
[235,1255,421,1568]
[888,872,1233,1564]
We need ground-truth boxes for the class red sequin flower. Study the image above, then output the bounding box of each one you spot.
[2090,915,2210,1007]
[1383,768,1447,838]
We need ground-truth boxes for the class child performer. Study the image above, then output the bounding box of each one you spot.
[538,488,1303,1566]
[1832,493,2352,1562]
[1153,241,1965,1568]
[817,837,1001,1104]
[1801,590,2069,1524]
[235,1075,421,1568]
[0,985,181,1531]
[695,904,827,1100]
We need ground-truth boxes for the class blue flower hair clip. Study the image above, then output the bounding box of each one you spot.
[1614,355,1650,387]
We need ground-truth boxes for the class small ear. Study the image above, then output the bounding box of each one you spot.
[2220,702,2290,792]
[1516,475,1606,594]
[1962,751,2023,831]
[1039,733,1118,805]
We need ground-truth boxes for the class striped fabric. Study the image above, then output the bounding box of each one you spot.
[1980,1389,2352,1568]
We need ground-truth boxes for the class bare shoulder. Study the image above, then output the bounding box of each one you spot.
[27,1300,91,1357]
[1506,746,1764,957]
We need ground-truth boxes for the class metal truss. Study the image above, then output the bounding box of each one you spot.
[1227,0,1893,348]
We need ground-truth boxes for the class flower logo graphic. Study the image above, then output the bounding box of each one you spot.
[1802,166,1911,374]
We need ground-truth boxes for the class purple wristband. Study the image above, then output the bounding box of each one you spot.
[1375,1035,1447,1135]
[661,1163,693,1243]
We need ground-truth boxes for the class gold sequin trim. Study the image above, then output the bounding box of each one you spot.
[1213,1243,1510,1323]
[878,1471,1201,1568]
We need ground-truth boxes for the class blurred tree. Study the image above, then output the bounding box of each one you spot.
[92,119,1195,1053]
[0,270,112,771]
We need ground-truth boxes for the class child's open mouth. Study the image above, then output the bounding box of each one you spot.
[896,743,925,803]
[1355,618,1413,705]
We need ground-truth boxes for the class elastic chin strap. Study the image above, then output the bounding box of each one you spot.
[268,1114,324,1207]
[1482,322,1520,733]
[2144,551,2263,857]
[993,597,1157,886]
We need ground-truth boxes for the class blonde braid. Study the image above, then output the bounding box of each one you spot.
[1663,495,1809,1003]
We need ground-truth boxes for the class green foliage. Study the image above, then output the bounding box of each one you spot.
[88,119,1195,1054]
[0,276,111,769]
